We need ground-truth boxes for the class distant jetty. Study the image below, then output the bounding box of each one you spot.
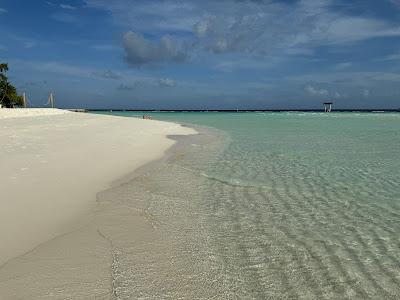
[67,109,89,113]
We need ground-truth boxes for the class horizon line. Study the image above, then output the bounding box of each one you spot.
[67,108,400,112]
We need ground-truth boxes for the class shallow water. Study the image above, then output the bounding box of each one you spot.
[98,112,400,299]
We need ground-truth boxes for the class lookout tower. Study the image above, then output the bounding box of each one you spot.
[323,102,333,112]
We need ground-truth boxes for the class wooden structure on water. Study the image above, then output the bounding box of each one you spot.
[323,102,333,112]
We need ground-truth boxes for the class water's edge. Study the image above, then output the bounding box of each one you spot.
[0,122,226,299]
[95,122,229,299]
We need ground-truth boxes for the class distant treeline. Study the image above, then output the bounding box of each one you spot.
[0,63,23,108]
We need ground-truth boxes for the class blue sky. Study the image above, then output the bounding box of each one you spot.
[1,0,400,109]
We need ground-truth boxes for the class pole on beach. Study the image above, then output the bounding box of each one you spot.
[48,92,55,108]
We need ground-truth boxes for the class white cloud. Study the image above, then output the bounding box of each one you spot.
[332,91,348,99]
[46,2,78,10]
[363,89,370,98]
[60,4,77,10]
[289,71,400,85]
[24,41,37,49]
[213,56,282,72]
[0,8,7,14]
[334,62,353,70]
[305,85,329,97]
[117,83,134,90]
[381,52,400,61]
[305,85,346,99]
[92,70,122,80]
[29,61,93,78]
[323,17,400,44]
[91,44,119,51]
[6,34,39,48]
[85,0,400,61]
[85,0,199,32]
[10,60,116,80]
[158,78,176,87]
[9,59,159,85]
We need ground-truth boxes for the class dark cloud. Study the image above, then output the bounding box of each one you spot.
[118,78,176,90]
[117,84,135,90]
[117,81,146,90]
[122,31,187,66]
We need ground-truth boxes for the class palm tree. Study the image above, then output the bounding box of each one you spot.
[0,63,23,108]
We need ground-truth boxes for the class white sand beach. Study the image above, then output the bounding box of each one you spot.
[0,109,196,298]
[0,108,71,119]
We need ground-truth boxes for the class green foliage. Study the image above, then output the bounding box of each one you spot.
[0,63,24,108]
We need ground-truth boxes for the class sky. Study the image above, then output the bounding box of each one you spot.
[1,0,400,109]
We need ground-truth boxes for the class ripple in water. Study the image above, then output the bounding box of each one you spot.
[103,112,400,299]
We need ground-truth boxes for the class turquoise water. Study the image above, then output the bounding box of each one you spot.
[96,112,400,298]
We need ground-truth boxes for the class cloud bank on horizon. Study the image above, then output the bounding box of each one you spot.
[1,0,400,109]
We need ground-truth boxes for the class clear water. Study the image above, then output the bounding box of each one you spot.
[96,111,400,299]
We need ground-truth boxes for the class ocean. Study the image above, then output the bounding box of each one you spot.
[95,111,400,299]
